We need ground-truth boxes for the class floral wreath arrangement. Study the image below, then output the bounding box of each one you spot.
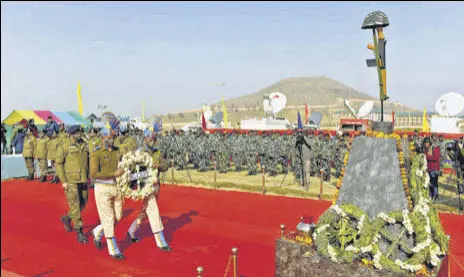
[116,150,159,201]
[311,132,449,276]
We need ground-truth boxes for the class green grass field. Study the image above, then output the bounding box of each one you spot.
[161,166,463,214]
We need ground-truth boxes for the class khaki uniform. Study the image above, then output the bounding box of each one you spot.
[90,146,122,238]
[129,149,169,237]
[47,137,59,178]
[58,132,69,145]
[116,135,137,155]
[22,134,36,176]
[55,140,89,230]
[88,136,102,155]
[36,136,49,178]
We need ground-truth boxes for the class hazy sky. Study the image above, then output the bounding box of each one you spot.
[1,1,463,119]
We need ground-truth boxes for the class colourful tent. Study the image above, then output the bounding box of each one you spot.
[2,110,93,126]
[2,110,46,125]
[34,110,63,124]
[51,111,81,126]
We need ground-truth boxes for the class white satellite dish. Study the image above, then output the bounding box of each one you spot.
[269,92,287,115]
[435,92,464,117]
[357,101,374,118]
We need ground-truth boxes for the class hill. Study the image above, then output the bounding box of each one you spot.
[159,76,417,129]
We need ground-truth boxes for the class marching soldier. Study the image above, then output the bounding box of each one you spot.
[23,127,36,181]
[36,130,50,182]
[90,127,125,260]
[55,126,90,244]
[127,129,172,251]
[47,131,60,183]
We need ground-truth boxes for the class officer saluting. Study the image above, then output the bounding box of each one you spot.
[90,126,125,260]
[55,125,89,244]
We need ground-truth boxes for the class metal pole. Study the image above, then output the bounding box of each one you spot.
[232,247,238,277]
[262,165,266,195]
[196,266,204,277]
[280,224,285,238]
[171,159,175,184]
[372,28,385,121]
[381,99,384,122]
[213,161,217,189]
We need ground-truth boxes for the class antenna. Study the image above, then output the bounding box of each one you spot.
[435,92,464,117]
[357,101,374,118]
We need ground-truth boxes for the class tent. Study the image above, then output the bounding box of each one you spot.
[2,110,47,125]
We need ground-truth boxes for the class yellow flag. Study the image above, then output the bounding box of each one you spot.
[222,97,228,127]
[77,81,84,115]
[422,108,429,132]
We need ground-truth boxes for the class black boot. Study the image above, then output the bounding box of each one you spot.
[127,232,139,243]
[54,177,60,184]
[76,228,88,244]
[159,245,172,252]
[40,176,47,182]
[26,174,33,181]
[60,215,73,232]
[111,253,125,260]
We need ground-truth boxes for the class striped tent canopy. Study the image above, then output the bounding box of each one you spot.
[2,110,91,126]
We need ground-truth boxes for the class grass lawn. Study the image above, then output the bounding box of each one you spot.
[160,166,463,215]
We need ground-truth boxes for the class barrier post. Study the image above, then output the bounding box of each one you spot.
[213,161,217,189]
[171,159,175,184]
[319,169,324,200]
[262,165,266,195]
[232,247,238,277]
[196,266,204,277]
[280,224,285,238]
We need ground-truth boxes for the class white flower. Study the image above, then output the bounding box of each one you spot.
[395,259,423,272]
[313,224,330,240]
[331,205,347,217]
[377,212,395,224]
[345,245,359,253]
[360,245,372,253]
[373,251,382,269]
[357,215,365,235]
[415,169,423,177]
[402,210,414,235]
[327,244,339,263]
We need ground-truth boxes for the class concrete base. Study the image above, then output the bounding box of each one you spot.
[372,121,394,134]
[275,238,445,277]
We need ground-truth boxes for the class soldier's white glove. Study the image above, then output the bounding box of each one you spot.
[62,182,68,189]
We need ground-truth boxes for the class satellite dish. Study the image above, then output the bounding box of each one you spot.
[308,112,323,126]
[211,112,224,125]
[269,92,287,115]
[357,101,374,118]
[204,110,213,121]
[435,92,464,116]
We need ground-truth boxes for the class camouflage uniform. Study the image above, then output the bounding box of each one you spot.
[35,132,49,181]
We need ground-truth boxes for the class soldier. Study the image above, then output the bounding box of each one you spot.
[87,128,102,155]
[411,129,423,152]
[48,131,60,183]
[127,129,172,251]
[90,127,125,260]
[55,126,89,244]
[58,123,68,144]
[22,127,36,180]
[36,130,50,182]
[116,125,137,155]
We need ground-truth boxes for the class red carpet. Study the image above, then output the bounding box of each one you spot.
[1,179,463,277]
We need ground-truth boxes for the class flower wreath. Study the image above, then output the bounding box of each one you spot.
[116,150,159,201]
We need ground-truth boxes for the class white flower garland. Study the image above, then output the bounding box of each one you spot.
[373,250,383,270]
[429,243,442,266]
[331,205,347,217]
[377,212,396,224]
[327,244,339,263]
[313,224,330,241]
[117,150,158,201]
[402,210,414,235]
[395,259,423,272]
[357,215,365,235]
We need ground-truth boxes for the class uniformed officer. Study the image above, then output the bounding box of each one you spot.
[90,127,125,260]
[47,131,60,183]
[36,129,50,182]
[126,129,172,251]
[115,125,137,155]
[55,125,90,244]
[87,128,102,155]
[22,127,36,181]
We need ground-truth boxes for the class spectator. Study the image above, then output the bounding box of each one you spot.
[1,123,6,154]
[44,116,59,136]
[11,127,26,154]
[27,119,38,138]
[423,137,441,201]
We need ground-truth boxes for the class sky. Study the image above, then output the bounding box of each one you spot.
[1,1,464,119]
